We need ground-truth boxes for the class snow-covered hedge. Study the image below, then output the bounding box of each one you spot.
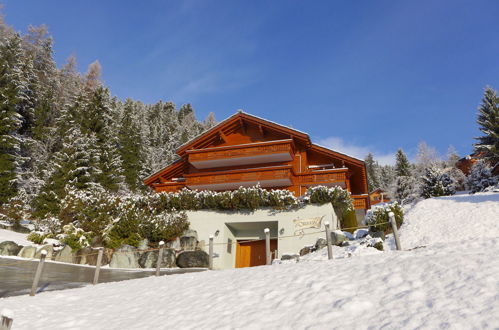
[365,202,404,233]
[28,185,353,249]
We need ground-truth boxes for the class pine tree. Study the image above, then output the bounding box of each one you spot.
[465,160,498,193]
[391,176,418,205]
[420,167,455,198]
[474,87,499,167]
[379,165,396,191]
[395,149,411,177]
[118,99,146,191]
[0,34,29,204]
[34,127,100,217]
[365,153,381,192]
[84,87,123,191]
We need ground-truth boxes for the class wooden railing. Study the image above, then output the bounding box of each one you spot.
[185,166,292,187]
[298,169,348,186]
[187,139,294,162]
[152,182,186,193]
[352,195,369,210]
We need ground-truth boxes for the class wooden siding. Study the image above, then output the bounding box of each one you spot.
[144,111,370,210]
[188,139,294,163]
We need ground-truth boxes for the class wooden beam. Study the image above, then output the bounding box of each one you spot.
[219,130,228,142]
[259,124,265,137]
[239,118,246,133]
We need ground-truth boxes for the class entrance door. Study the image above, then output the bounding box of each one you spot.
[236,239,277,268]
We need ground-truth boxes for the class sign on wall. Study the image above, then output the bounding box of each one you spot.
[293,216,324,236]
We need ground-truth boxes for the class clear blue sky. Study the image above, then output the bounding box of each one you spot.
[3,0,499,164]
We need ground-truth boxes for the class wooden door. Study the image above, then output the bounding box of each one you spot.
[236,239,277,268]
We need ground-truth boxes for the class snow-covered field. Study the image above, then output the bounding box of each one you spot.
[1,192,498,329]
[0,228,32,246]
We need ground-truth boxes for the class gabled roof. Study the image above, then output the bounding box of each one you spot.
[175,110,311,155]
[144,111,366,186]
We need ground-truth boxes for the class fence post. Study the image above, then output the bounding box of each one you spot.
[208,235,214,270]
[30,250,47,296]
[92,248,104,285]
[264,228,271,265]
[324,221,333,260]
[1,309,14,330]
[156,241,165,277]
[389,212,402,251]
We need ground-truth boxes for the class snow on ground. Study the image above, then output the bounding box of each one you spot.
[0,228,32,246]
[1,239,498,329]
[398,192,499,249]
[0,192,498,329]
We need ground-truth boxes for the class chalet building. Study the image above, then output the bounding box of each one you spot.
[144,111,370,215]
[370,189,390,205]
[144,111,370,268]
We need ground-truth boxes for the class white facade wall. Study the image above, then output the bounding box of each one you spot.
[186,203,337,269]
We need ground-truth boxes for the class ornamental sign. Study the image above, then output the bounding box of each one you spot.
[293,216,324,236]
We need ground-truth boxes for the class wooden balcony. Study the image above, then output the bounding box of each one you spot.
[352,195,369,210]
[151,182,186,193]
[187,139,294,169]
[298,169,348,189]
[184,165,293,191]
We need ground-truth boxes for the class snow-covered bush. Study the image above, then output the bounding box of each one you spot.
[57,224,92,251]
[27,232,50,245]
[420,167,456,198]
[0,192,31,227]
[303,185,353,214]
[33,216,62,235]
[465,160,498,193]
[365,202,404,233]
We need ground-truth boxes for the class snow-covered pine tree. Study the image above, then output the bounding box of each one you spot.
[365,153,381,192]
[118,99,146,191]
[391,176,419,205]
[474,86,499,168]
[144,101,181,174]
[395,149,411,177]
[34,127,101,217]
[420,167,456,198]
[379,165,396,191]
[465,160,498,193]
[84,87,124,192]
[0,34,32,204]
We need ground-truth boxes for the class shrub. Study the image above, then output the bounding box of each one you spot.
[465,160,498,193]
[27,232,47,244]
[303,185,354,216]
[58,224,92,251]
[365,202,404,233]
[420,167,456,198]
[139,211,189,245]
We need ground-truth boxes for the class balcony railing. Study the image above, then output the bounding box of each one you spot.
[298,169,348,188]
[184,165,293,191]
[352,195,369,210]
[187,139,294,169]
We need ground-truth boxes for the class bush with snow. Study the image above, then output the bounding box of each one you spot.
[465,160,498,193]
[420,167,456,198]
[365,202,404,233]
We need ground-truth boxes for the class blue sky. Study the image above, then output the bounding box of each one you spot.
[3,1,499,164]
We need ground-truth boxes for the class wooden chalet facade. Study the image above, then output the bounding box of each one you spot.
[144,111,370,213]
[370,188,390,205]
